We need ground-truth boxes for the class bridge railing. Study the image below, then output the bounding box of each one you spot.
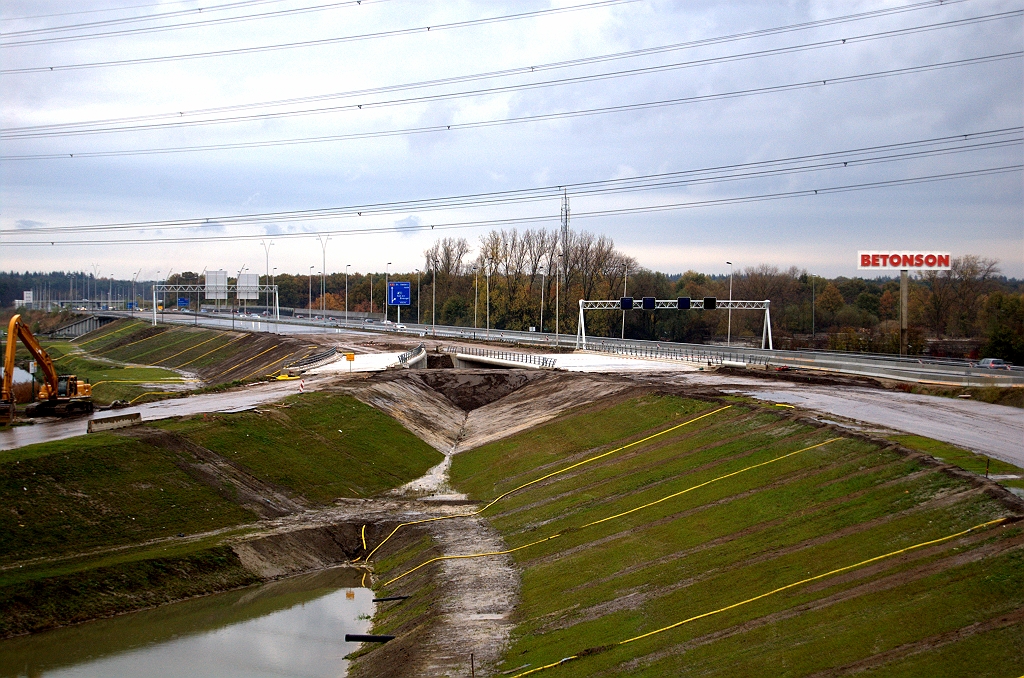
[443,345,557,369]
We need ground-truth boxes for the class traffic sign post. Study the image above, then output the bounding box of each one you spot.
[388,282,411,324]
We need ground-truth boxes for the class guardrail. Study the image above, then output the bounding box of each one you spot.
[580,339,773,367]
[131,311,1024,386]
[443,345,557,369]
[398,343,427,366]
[288,347,337,370]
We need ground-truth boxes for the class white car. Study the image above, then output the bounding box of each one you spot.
[395,324,407,330]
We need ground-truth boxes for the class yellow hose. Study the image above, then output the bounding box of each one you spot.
[381,438,841,587]
[363,406,732,562]
[508,517,1007,677]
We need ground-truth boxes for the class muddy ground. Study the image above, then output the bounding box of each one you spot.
[5,347,1022,674]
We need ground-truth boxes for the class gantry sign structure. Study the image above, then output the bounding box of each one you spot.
[151,281,280,326]
[576,297,773,350]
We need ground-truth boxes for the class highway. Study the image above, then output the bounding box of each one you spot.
[124,309,1024,387]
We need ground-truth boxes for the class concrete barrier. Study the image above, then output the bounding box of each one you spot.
[88,412,142,433]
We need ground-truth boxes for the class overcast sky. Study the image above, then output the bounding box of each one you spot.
[1,0,1021,280]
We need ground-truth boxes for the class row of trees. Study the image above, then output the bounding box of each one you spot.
[5,236,1021,361]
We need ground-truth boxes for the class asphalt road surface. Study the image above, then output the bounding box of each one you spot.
[732,384,1024,467]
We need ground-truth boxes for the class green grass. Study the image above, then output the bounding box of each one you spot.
[0,433,257,567]
[1,391,443,636]
[0,545,260,638]
[891,434,1024,490]
[441,396,1021,677]
[158,392,444,503]
[42,341,187,404]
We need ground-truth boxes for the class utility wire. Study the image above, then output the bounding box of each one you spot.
[4,12,1014,140]
[0,0,979,131]
[5,132,1019,236]
[0,0,638,69]
[4,128,1016,234]
[0,0,392,45]
[5,165,1019,246]
[4,52,1018,160]
[0,0,288,23]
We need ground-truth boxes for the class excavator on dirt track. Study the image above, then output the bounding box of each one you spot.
[2,314,93,421]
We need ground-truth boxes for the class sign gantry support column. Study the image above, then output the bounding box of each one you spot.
[576,298,773,351]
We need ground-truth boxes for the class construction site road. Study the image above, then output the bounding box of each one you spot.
[0,378,313,450]
[729,383,1024,467]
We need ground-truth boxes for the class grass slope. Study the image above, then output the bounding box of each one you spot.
[1,393,442,636]
[446,394,1023,677]
[159,392,443,502]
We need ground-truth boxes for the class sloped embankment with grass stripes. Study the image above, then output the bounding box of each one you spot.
[71,319,323,388]
[363,394,1023,677]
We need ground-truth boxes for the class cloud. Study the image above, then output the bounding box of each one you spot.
[0,0,1019,277]
[393,215,422,238]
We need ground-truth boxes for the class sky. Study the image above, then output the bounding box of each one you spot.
[1,0,1022,281]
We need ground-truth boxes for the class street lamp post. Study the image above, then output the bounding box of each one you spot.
[473,266,479,329]
[163,267,173,322]
[726,261,734,346]
[345,265,350,326]
[554,262,559,346]
[431,258,437,337]
[811,275,816,340]
[308,266,314,319]
[131,268,141,317]
[234,265,246,330]
[261,239,273,314]
[385,262,391,324]
[317,235,330,328]
[621,262,628,340]
[540,265,546,333]
[196,267,206,326]
[415,269,421,324]
[485,257,491,339]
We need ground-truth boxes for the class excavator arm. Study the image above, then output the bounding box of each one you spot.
[3,314,60,403]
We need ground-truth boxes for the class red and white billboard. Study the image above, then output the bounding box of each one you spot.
[858,251,951,271]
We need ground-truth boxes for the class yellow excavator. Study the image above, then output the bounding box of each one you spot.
[2,314,93,421]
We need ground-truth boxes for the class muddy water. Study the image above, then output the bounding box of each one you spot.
[0,568,373,678]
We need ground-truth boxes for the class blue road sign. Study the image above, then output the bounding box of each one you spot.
[177,297,189,308]
[388,281,411,306]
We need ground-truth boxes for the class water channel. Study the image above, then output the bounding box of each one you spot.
[0,567,374,678]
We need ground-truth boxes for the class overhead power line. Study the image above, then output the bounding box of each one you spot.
[0,0,289,23]
[5,165,1019,247]
[3,129,1019,241]
[0,0,392,45]
[4,11,1015,140]
[4,52,1018,161]
[0,0,981,134]
[0,0,638,69]
[3,129,1019,235]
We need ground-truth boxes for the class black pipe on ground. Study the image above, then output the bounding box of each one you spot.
[346,634,395,643]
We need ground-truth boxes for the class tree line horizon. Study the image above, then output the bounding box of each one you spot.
[4,228,1022,362]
